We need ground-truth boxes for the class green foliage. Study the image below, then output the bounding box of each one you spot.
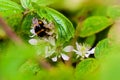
[20,0,32,9]
[20,13,34,39]
[19,60,40,74]
[36,65,74,80]
[75,58,99,80]
[99,43,120,80]
[92,6,107,16]
[0,44,36,80]
[31,0,56,7]
[0,0,22,11]
[35,6,75,45]
[79,16,113,37]
[95,39,109,59]
[84,35,96,46]
[107,6,120,19]
[0,0,23,16]
[0,0,120,80]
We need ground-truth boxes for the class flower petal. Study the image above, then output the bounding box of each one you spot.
[30,34,36,37]
[51,56,57,62]
[30,28,35,34]
[76,42,81,51]
[61,53,69,61]
[73,49,82,56]
[87,47,95,54]
[28,39,38,45]
[85,53,90,58]
[63,45,74,52]
[30,28,36,37]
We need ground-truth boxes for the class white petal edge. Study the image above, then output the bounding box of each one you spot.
[63,45,74,52]
[51,56,57,62]
[30,28,35,34]
[87,48,95,54]
[85,53,90,58]
[28,39,38,45]
[61,53,69,61]
[76,42,81,51]
[73,49,82,56]
[30,28,36,37]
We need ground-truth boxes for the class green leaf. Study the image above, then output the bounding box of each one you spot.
[0,0,23,12]
[79,16,113,37]
[5,14,22,30]
[19,60,40,74]
[33,6,75,45]
[31,0,56,6]
[107,6,120,19]
[95,39,109,59]
[20,0,32,9]
[75,58,99,80]
[85,35,96,46]
[21,14,34,33]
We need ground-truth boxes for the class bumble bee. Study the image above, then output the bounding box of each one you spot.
[31,18,55,37]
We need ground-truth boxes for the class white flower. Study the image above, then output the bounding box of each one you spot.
[73,42,95,58]
[50,45,73,62]
[87,48,95,54]
[28,39,38,45]
[85,48,95,58]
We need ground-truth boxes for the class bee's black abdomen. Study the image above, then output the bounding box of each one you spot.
[35,26,42,33]
[37,31,46,37]
[34,24,47,37]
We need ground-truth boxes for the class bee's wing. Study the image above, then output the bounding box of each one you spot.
[32,17,39,26]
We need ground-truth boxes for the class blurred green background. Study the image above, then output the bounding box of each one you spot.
[1,0,120,80]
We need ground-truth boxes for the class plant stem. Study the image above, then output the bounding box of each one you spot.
[0,16,23,44]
